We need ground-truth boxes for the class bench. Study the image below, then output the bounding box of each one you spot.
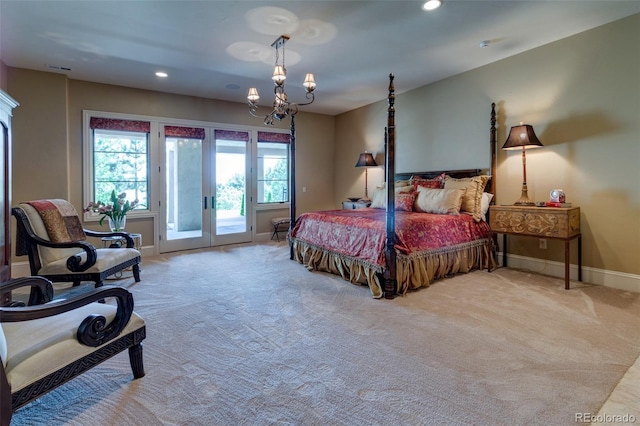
[271,217,290,242]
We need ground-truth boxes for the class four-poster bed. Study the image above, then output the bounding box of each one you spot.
[289,74,498,299]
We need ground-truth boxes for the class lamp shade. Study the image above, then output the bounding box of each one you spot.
[303,73,316,91]
[272,65,286,85]
[502,124,543,150]
[355,152,377,167]
[247,87,260,101]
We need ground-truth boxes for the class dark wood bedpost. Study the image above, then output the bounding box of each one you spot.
[383,74,396,299]
[289,113,297,260]
[488,102,498,270]
[489,102,497,197]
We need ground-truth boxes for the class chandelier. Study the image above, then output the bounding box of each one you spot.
[247,35,316,125]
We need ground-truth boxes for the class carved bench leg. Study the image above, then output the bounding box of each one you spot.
[129,343,145,379]
[133,264,141,282]
[1,368,13,426]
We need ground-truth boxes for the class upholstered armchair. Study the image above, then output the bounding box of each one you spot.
[12,199,141,288]
[0,276,146,425]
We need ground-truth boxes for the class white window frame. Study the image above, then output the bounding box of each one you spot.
[83,110,291,224]
[82,110,157,222]
[255,134,291,206]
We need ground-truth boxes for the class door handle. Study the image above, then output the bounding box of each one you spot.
[211,195,215,209]
[204,196,207,210]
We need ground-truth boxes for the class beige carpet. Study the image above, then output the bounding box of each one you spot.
[10,242,640,425]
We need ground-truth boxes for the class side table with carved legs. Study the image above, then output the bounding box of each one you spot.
[489,205,581,289]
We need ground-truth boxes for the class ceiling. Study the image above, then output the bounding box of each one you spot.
[1,1,638,116]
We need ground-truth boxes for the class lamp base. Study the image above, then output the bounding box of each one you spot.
[513,185,535,206]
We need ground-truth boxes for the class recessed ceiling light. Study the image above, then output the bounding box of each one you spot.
[479,40,491,48]
[422,0,442,11]
[155,71,168,78]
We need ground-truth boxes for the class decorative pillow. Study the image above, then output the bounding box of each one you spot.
[410,173,446,190]
[395,179,411,187]
[481,192,494,221]
[395,192,415,212]
[443,175,490,220]
[370,186,386,209]
[413,187,465,215]
[372,182,414,192]
[396,185,414,194]
[443,175,490,221]
[370,185,416,210]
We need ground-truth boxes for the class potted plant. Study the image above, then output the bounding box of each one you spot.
[85,190,139,232]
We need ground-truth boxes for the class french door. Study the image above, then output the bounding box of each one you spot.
[160,126,251,253]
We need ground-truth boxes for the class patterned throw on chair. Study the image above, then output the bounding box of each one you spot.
[26,199,87,243]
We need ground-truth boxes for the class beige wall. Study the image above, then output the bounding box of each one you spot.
[7,69,336,251]
[335,14,640,276]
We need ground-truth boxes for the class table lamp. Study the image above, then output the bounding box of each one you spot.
[355,152,377,201]
[502,123,543,206]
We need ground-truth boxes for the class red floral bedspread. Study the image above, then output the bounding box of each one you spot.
[290,208,491,268]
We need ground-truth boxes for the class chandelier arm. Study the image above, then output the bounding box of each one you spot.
[273,88,288,105]
[287,104,299,116]
[294,92,315,107]
[248,102,262,118]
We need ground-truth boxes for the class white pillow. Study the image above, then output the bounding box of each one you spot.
[481,192,494,221]
[414,187,465,215]
[370,184,415,209]
[370,186,386,209]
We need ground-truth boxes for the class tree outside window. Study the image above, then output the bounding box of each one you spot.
[93,129,148,209]
[257,141,289,204]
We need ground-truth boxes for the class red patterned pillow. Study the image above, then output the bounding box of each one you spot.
[410,173,445,190]
[395,192,415,212]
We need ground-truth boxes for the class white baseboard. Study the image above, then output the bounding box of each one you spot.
[496,252,640,293]
[255,232,277,242]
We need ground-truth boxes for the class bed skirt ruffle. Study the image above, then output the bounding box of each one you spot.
[291,238,493,299]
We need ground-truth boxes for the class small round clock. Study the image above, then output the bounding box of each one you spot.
[550,189,565,203]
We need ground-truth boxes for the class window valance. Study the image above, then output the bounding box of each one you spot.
[165,126,205,139]
[89,118,150,133]
[257,131,290,144]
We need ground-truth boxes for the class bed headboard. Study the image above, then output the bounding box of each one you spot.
[395,169,493,195]
[396,169,484,182]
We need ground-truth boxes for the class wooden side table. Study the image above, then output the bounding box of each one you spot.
[489,205,581,289]
[342,200,371,209]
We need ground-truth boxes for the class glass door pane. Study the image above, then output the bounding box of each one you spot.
[160,127,251,252]
[161,135,210,252]
[212,133,251,245]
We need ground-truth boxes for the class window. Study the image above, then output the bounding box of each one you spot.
[257,131,290,204]
[88,117,149,210]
